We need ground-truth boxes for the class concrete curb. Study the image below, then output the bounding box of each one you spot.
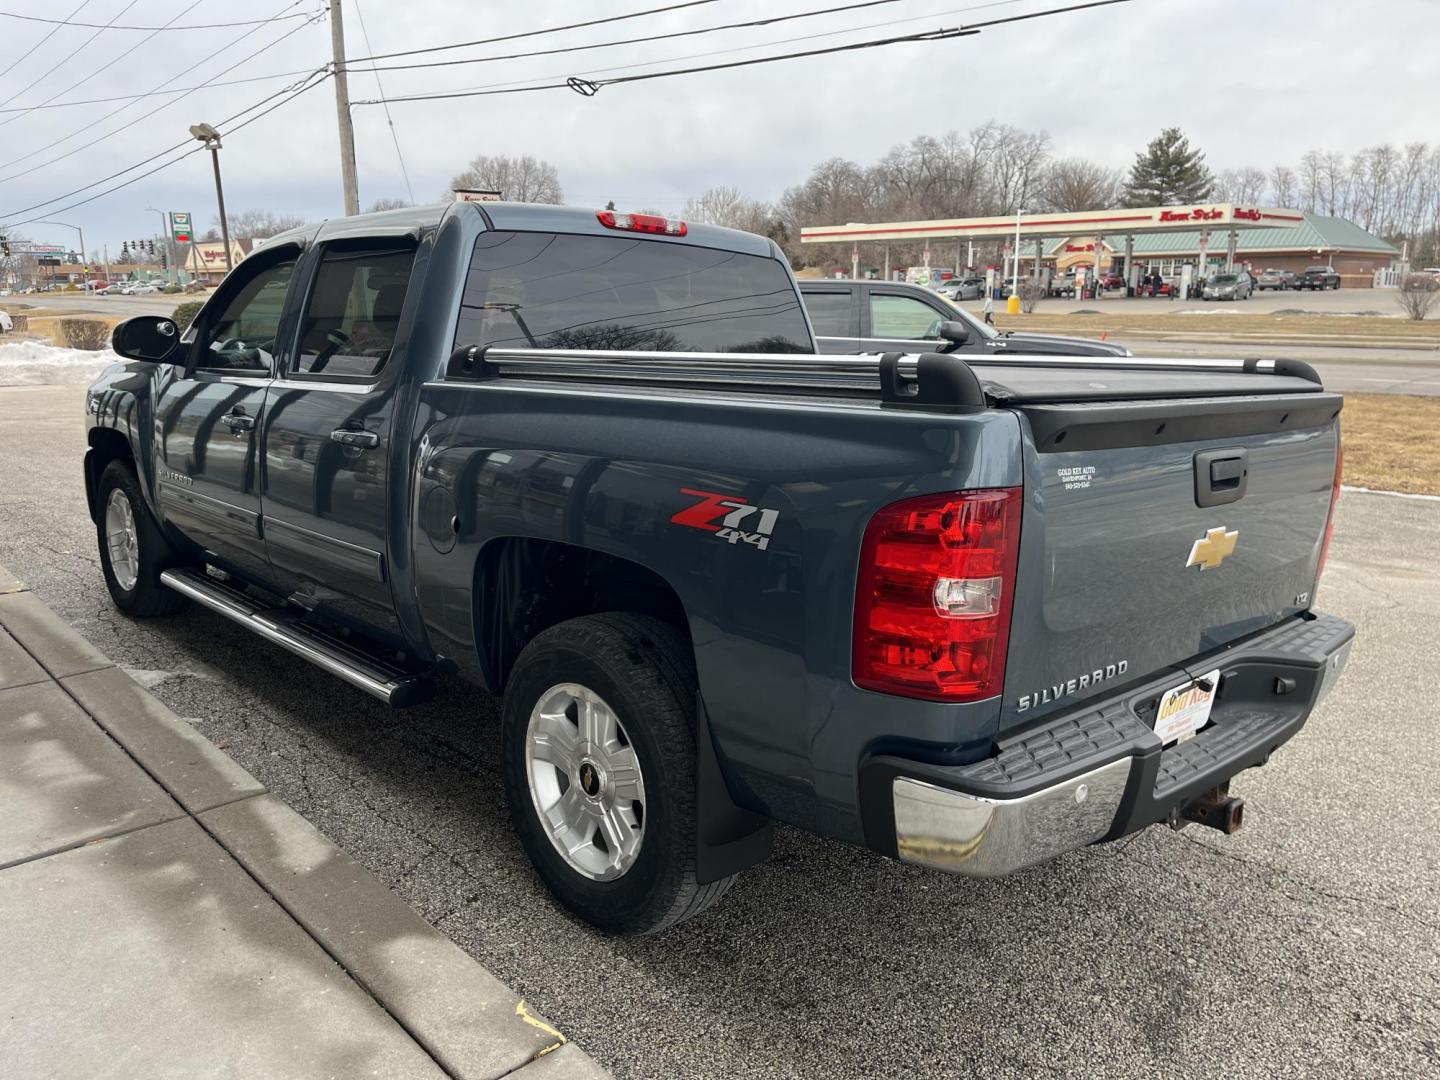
[0,574,608,1080]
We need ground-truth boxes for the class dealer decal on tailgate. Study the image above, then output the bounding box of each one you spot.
[671,487,779,551]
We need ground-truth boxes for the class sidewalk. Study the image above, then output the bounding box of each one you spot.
[0,565,608,1080]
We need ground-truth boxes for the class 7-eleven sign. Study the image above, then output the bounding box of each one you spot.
[169,211,192,244]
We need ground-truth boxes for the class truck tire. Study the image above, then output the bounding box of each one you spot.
[96,459,185,617]
[501,613,734,934]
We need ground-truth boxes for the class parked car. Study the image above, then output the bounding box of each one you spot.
[1100,272,1126,291]
[801,279,1131,357]
[1256,268,1295,290]
[1202,273,1253,301]
[1049,273,1077,297]
[936,276,985,301]
[87,201,1352,933]
[1296,266,1341,290]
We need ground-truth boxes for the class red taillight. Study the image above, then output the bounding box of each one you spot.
[596,210,687,237]
[1317,435,1343,581]
[853,488,1023,703]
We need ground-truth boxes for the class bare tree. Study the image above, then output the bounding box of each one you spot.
[1040,158,1120,211]
[1269,165,1298,207]
[448,153,562,203]
[1397,272,1440,320]
[683,185,772,233]
[208,209,306,241]
[367,197,413,212]
[1215,166,1267,205]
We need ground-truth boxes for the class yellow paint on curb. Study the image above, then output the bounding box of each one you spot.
[516,998,566,1056]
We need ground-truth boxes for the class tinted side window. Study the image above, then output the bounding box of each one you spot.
[869,293,944,340]
[803,291,852,337]
[454,232,812,354]
[294,244,416,378]
[197,257,296,371]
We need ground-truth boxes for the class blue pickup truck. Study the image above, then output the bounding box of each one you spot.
[85,201,1353,933]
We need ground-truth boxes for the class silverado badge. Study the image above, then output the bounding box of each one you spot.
[1186,526,1238,571]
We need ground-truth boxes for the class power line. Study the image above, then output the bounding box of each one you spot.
[0,0,139,111]
[357,0,955,75]
[0,73,330,231]
[0,0,91,80]
[0,4,322,179]
[0,0,204,131]
[347,0,725,64]
[357,0,1130,106]
[351,0,414,204]
[352,0,1040,104]
[0,7,323,31]
[0,67,322,113]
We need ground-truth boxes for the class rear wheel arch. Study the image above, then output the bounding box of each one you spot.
[471,536,692,694]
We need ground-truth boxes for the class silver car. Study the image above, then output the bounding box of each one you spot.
[1202,273,1252,301]
[936,277,985,301]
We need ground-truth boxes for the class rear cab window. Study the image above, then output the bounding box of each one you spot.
[453,232,812,354]
[293,241,417,380]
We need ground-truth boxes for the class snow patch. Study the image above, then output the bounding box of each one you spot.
[0,339,121,386]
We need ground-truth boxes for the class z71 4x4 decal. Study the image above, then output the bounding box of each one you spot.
[671,487,780,551]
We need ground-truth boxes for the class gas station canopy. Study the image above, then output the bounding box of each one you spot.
[801,203,1304,245]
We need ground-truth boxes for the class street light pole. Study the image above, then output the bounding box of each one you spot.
[32,220,86,292]
[189,124,232,274]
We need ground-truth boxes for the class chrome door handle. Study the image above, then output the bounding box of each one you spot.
[330,428,379,449]
[221,412,255,432]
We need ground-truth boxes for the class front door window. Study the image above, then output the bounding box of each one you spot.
[197,257,296,372]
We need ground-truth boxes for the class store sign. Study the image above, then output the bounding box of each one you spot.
[1233,207,1262,221]
[1159,207,1225,223]
[453,188,502,202]
[169,211,192,243]
[1065,243,1096,252]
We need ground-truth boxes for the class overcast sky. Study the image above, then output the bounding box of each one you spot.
[1,0,1436,256]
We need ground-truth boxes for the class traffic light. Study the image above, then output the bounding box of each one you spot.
[121,242,129,257]
[1,237,10,258]
[147,240,155,255]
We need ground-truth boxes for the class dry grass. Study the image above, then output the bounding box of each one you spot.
[993,310,1440,345]
[26,314,125,346]
[1340,394,1440,495]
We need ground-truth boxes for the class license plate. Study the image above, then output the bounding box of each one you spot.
[1153,669,1221,744]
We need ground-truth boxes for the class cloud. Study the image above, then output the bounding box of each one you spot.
[1,0,1434,251]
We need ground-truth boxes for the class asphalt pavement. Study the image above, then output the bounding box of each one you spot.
[2,383,1436,1079]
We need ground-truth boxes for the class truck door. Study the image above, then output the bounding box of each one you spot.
[802,285,860,354]
[154,244,300,584]
[260,238,417,637]
[861,285,980,353]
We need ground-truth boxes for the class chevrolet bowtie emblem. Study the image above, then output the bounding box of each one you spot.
[1186,526,1239,571]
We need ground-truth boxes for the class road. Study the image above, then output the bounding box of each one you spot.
[16,291,1440,396]
[2,385,1437,1079]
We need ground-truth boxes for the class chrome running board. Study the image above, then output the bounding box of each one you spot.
[159,568,432,707]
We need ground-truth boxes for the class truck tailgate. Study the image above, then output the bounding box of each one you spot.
[976,360,1343,729]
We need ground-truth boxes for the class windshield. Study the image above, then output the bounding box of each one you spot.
[1213,274,1237,284]
[455,231,813,354]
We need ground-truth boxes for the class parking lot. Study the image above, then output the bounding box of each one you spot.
[1,382,1435,1079]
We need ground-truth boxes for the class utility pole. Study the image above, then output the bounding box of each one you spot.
[191,125,233,273]
[330,0,360,215]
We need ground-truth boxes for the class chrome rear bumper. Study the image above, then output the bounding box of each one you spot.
[881,614,1354,877]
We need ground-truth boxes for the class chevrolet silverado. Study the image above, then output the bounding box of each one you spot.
[84,201,1353,934]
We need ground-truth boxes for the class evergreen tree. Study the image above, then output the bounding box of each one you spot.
[1122,128,1215,206]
